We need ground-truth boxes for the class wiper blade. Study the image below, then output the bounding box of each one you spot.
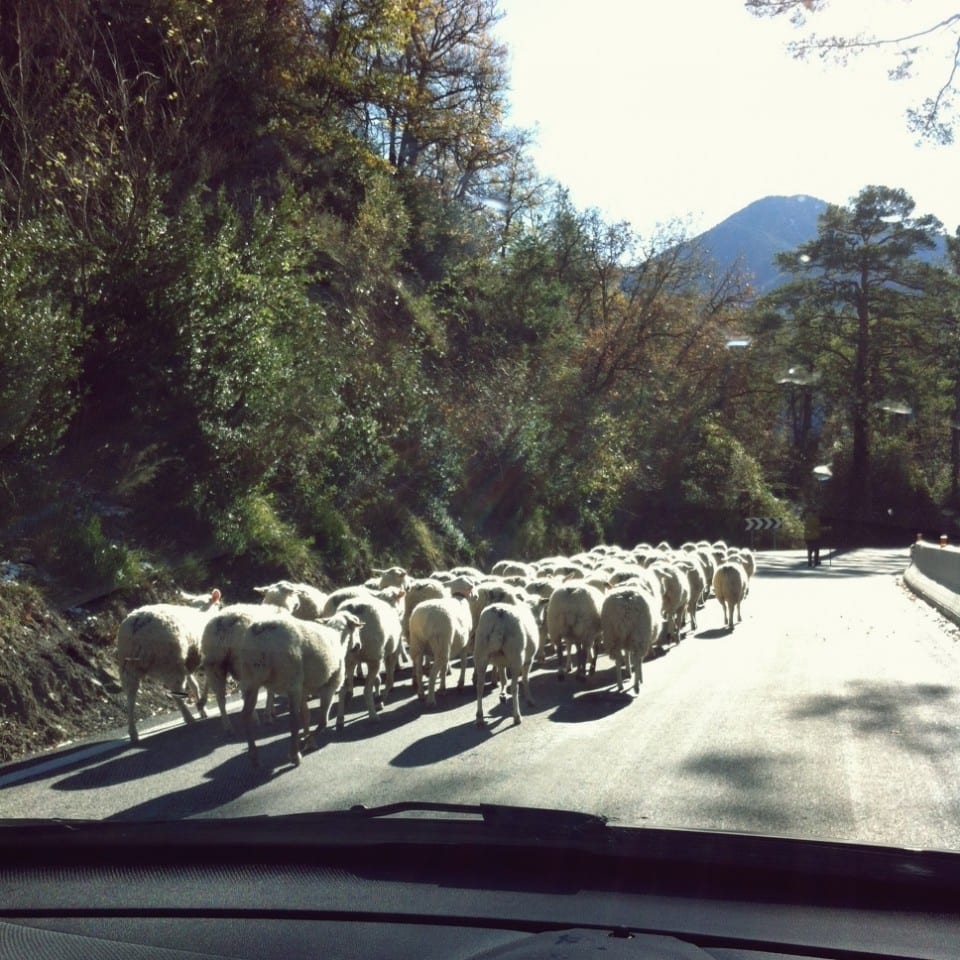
[0,804,612,854]
[346,801,608,831]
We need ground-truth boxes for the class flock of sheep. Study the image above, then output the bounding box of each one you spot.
[115,540,754,768]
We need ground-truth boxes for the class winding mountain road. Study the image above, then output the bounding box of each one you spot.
[3,547,959,851]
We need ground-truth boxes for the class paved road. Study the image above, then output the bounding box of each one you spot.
[3,547,960,851]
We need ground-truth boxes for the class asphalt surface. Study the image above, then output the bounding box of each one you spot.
[3,546,960,851]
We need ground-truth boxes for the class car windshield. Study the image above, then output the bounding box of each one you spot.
[2,0,960,855]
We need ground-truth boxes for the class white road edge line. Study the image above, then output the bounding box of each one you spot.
[0,693,269,789]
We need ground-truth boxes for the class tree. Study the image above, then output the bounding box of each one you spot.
[766,185,942,521]
[937,232,960,505]
[325,0,515,201]
[747,1,960,143]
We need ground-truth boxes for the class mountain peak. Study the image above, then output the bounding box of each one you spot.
[693,195,828,293]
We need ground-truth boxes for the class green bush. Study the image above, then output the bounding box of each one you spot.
[43,508,143,592]
[210,490,313,577]
[0,218,83,460]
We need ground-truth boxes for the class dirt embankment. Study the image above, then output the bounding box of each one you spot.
[0,576,187,764]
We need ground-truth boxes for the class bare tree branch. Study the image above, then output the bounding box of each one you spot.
[746,2,960,143]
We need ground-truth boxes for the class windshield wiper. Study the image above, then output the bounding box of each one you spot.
[0,803,612,856]
[348,801,606,830]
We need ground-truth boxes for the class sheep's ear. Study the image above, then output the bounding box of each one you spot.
[210,588,222,603]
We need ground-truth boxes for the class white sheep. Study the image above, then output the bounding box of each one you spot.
[600,585,658,694]
[235,610,363,768]
[473,601,539,727]
[254,580,327,620]
[546,580,604,680]
[320,584,376,618]
[467,579,527,636]
[116,588,222,744]
[649,561,689,644]
[696,547,717,600]
[407,591,473,708]
[713,561,747,631]
[199,602,297,731]
[320,582,404,619]
[728,547,756,593]
[372,566,409,590]
[523,577,557,663]
[335,593,404,721]
[401,578,449,639]
[490,559,536,579]
[672,555,706,631]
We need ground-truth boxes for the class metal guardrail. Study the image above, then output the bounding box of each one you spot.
[903,539,960,626]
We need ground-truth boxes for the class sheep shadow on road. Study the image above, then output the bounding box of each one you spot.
[693,627,731,640]
[389,665,628,766]
[390,721,493,768]
[105,750,288,821]
[51,718,227,791]
[548,688,634,724]
[326,693,434,742]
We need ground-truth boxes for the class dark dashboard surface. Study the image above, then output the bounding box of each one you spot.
[2,808,959,960]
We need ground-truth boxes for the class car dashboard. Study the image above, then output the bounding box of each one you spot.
[2,804,958,960]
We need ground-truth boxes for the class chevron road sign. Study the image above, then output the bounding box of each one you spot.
[745,517,783,531]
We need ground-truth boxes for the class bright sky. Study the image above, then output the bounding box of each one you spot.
[494,0,960,239]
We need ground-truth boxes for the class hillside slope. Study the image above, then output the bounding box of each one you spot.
[695,194,828,294]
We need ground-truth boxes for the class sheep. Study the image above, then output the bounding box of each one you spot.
[672,555,706,631]
[600,585,659,693]
[116,588,222,744]
[473,601,539,727]
[335,594,404,721]
[696,548,717,600]
[254,580,327,620]
[321,582,404,619]
[490,559,536,579]
[648,561,689,644]
[522,577,556,650]
[407,590,473,708]
[728,547,756,593]
[468,579,527,634]
[546,580,604,681]
[534,557,587,580]
[372,566,409,590]
[466,579,539,688]
[713,561,747,631]
[234,610,364,768]
[321,585,376,618]
[199,602,297,731]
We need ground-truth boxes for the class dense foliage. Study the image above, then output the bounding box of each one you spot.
[0,1,955,594]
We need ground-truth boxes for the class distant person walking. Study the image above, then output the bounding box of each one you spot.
[804,510,822,567]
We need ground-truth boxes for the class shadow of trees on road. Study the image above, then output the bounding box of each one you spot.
[788,680,960,758]
[756,548,910,579]
[679,749,810,833]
